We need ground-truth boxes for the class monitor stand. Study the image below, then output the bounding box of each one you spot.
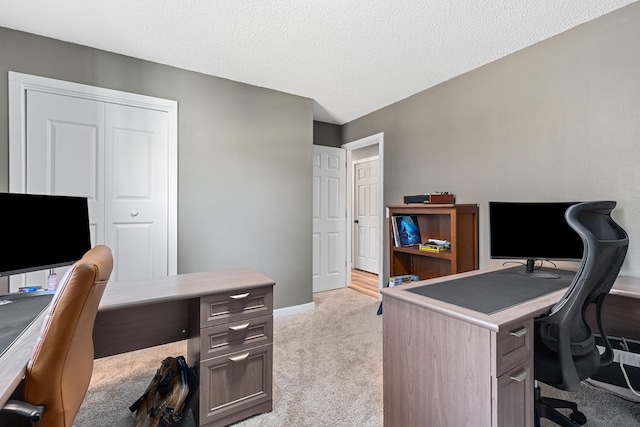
[517,259,561,279]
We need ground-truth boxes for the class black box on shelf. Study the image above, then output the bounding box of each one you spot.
[404,193,455,204]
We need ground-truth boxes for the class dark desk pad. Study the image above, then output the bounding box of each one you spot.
[407,267,575,315]
[0,292,54,357]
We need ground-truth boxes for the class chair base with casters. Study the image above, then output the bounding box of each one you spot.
[534,326,599,427]
[534,382,587,427]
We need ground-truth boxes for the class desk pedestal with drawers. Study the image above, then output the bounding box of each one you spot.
[381,267,569,427]
[94,268,275,427]
[191,284,273,426]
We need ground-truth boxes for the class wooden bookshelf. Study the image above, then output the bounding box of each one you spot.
[388,204,478,280]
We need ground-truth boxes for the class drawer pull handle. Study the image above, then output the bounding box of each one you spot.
[230,293,250,300]
[229,352,250,362]
[509,327,527,338]
[229,322,251,331]
[509,369,528,382]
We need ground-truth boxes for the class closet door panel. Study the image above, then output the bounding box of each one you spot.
[105,103,169,281]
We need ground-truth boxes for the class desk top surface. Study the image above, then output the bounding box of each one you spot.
[0,268,275,408]
[0,292,54,357]
[99,267,275,311]
[609,275,640,299]
[406,266,573,315]
[382,266,570,332]
[382,266,640,332]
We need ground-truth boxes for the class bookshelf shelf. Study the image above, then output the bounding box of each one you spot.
[392,246,452,260]
[388,204,478,280]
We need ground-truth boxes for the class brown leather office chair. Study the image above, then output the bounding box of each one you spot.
[0,245,113,427]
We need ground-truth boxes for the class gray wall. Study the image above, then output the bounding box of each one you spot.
[343,3,640,280]
[313,121,342,147]
[0,27,313,309]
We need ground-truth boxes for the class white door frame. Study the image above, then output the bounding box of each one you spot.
[342,132,384,299]
[8,71,178,276]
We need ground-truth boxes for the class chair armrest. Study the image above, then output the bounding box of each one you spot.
[1,400,45,423]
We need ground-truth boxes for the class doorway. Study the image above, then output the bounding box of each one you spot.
[350,268,379,298]
[343,133,384,299]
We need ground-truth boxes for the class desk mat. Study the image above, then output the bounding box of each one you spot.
[406,267,575,315]
[0,292,54,357]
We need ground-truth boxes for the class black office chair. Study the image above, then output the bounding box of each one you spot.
[534,201,629,427]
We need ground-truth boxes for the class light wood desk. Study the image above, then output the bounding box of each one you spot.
[0,268,275,427]
[0,302,49,409]
[381,266,640,427]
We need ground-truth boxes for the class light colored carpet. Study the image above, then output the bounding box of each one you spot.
[75,288,382,426]
[75,287,639,426]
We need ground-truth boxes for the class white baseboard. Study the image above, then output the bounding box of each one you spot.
[274,301,315,318]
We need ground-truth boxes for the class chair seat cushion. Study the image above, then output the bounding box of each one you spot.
[534,333,600,390]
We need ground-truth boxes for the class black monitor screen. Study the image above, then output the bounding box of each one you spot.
[0,193,91,277]
[489,201,584,265]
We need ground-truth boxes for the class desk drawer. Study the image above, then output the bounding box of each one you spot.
[199,344,273,425]
[497,319,533,376]
[497,359,533,427]
[200,314,273,360]
[200,287,273,327]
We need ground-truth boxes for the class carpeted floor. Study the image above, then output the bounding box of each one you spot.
[75,288,640,426]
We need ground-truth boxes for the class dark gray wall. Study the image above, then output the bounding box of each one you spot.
[313,121,342,147]
[343,3,640,279]
[0,27,313,309]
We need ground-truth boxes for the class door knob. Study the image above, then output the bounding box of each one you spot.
[354,220,359,223]
[131,211,139,217]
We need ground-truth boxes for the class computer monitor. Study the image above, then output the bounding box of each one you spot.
[489,201,584,278]
[0,193,91,277]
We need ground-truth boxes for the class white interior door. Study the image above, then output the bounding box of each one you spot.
[353,159,379,274]
[312,145,346,293]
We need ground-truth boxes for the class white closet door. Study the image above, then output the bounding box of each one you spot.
[105,103,169,281]
[18,91,105,289]
[26,90,105,246]
[18,91,169,288]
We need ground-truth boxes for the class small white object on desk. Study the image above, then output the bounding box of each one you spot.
[47,269,57,291]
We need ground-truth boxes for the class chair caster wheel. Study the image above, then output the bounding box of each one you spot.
[570,411,587,425]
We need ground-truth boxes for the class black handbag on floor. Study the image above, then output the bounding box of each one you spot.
[129,356,198,427]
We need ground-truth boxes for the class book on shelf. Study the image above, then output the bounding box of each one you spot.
[426,238,451,248]
[388,274,420,287]
[392,215,421,247]
[419,243,448,253]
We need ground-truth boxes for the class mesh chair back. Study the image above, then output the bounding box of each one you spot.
[539,201,628,359]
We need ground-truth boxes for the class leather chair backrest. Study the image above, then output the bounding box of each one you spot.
[22,245,113,427]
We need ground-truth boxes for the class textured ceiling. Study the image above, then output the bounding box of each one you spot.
[0,0,636,124]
